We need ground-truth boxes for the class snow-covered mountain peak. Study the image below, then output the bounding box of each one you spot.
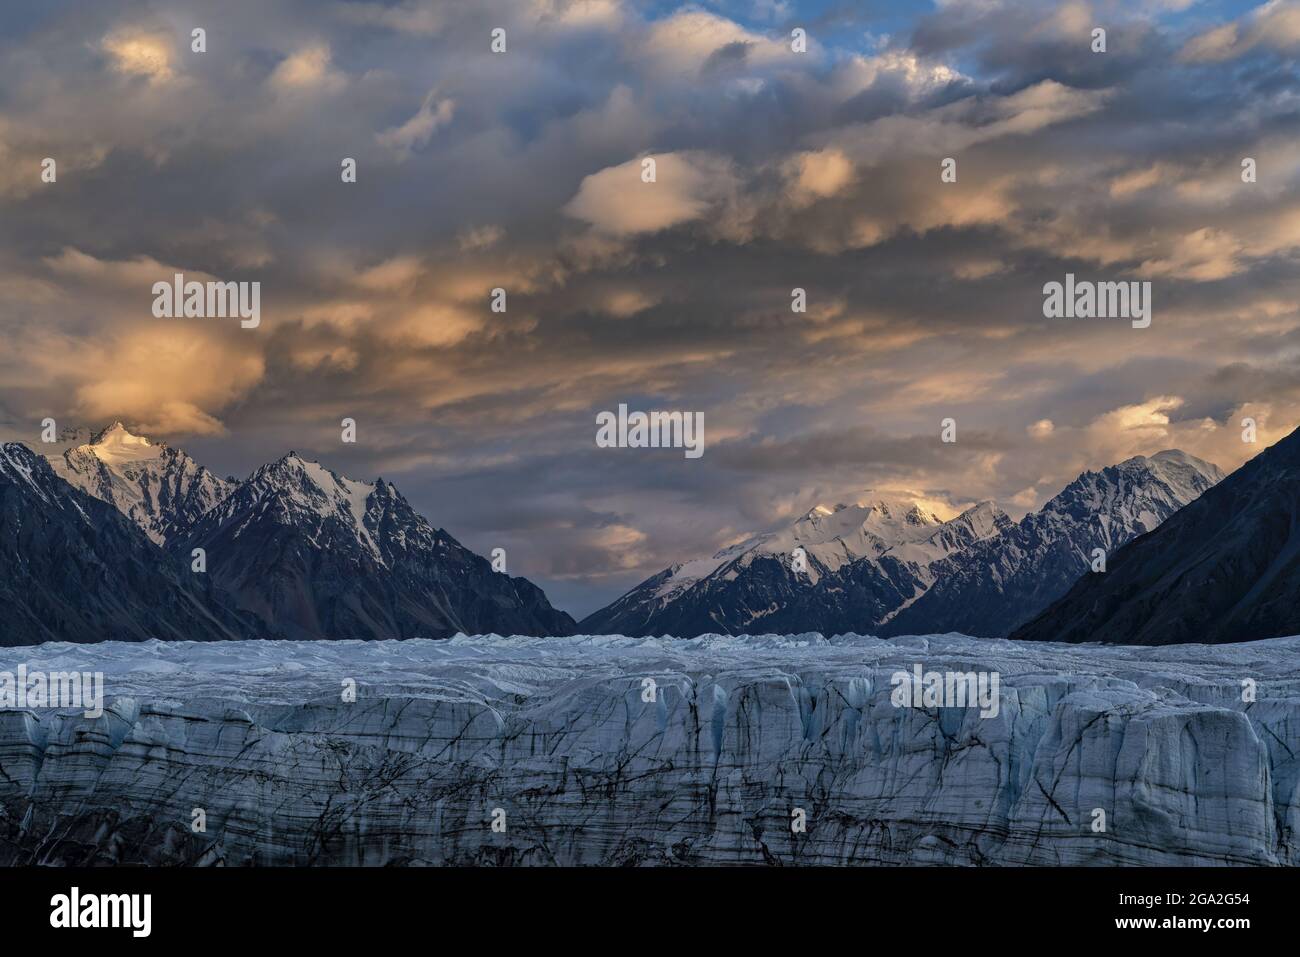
[582,449,1217,640]
[0,441,255,645]
[261,451,349,485]
[1148,448,1197,465]
[874,499,1011,574]
[83,422,164,466]
[1138,448,1225,493]
[1043,448,1223,526]
[1013,426,1300,645]
[626,490,1001,618]
[788,491,947,549]
[880,451,1224,639]
[948,500,1009,536]
[244,453,383,559]
[7,434,577,643]
[177,453,577,640]
[258,453,382,510]
[43,424,235,544]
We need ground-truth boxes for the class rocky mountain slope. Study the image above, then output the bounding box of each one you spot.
[1013,428,1300,645]
[176,452,575,640]
[581,495,1012,636]
[0,443,251,645]
[585,451,1221,639]
[882,450,1224,638]
[4,425,575,642]
[45,422,234,544]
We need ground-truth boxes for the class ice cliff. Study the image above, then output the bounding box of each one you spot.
[1,633,1296,866]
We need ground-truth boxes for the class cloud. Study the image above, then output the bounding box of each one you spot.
[784,149,854,206]
[816,80,1107,183]
[530,0,623,30]
[74,326,265,436]
[638,9,800,77]
[1180,0,1300,62]
[1,0,1297,613]
[43,247,177,287]
[269,43,346,93]
[1137,227,1244,282]
[0,249,265,436]
[334,0,444,35]
[598,287,658,317]
[1180,23,1242,62]
[1107,163,1168,198]
[458,225,505,251]
[102,30,175,84]
[831,50,965,101]
[1086,395,1184,445]
[564,152,741,235]
[377,89,455,158]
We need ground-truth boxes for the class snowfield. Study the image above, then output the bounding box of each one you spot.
[1,632,1298,866]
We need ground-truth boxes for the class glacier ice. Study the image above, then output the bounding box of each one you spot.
[0,632,1296,866]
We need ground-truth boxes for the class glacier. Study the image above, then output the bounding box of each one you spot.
[0,632,1296,866]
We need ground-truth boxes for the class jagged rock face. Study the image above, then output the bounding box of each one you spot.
[176,454,575,640]
[582,496,1013,637]
[584,451,1221,640]
[45,422,235,545]
[884,450,1224,639]
[0,633,1295,866]
[5,424,575,642]
[1014,429,1300,645]
[0,444,251,646]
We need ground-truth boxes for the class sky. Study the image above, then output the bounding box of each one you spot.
[1,0,1298,618]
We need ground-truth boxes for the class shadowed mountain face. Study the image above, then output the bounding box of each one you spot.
[0,443,252,646]
[175,453,576,640]
[0,418,1237,645]
[1013,428,1300,646]
[881,450,1224,638]
[583,451,1222,639]
[581,495,1015,637]
[2,426,575,643]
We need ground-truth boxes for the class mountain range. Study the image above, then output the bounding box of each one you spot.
[48,422,235,545]
[0,441,249,645]
[6,420,1297,646]
[0,424,574,645]
[580,495,1013,637]
[880,449,1224,638]
[1014,425,1300,645]
[177,451,573,640]
[581,450,1224,639]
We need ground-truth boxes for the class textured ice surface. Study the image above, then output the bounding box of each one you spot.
[1,632,1297,866]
